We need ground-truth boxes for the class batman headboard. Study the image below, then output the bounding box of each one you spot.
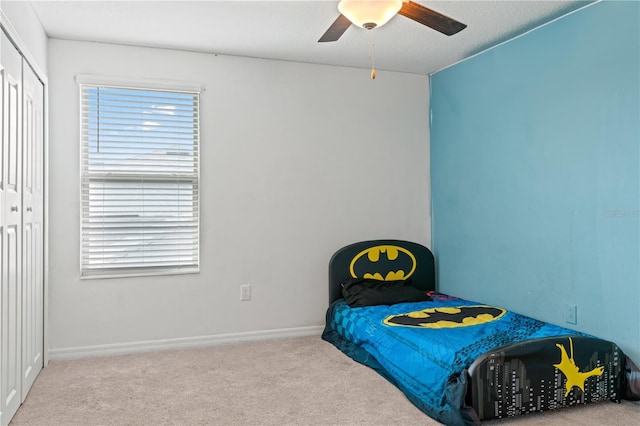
[328,239,436,305]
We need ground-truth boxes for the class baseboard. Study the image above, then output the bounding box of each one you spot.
[48,325,325,360]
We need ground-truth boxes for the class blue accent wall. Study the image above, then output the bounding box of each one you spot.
[430,1,639,361]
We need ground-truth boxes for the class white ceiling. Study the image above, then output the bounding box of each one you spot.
[28,0,592,75]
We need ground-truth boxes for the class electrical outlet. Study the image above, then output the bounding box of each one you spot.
[240,285,251,301]
[565,304,577,325]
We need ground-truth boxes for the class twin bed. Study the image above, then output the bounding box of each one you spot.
[322,239,639,425]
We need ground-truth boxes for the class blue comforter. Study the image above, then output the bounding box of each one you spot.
[322,294,586,425]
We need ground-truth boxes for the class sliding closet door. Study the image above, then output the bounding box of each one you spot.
[0,30,23,426]
[20,60,43,397]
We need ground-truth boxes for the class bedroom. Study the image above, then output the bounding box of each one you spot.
[1,0,638,425]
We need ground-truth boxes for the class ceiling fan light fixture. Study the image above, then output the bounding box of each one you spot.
[338,0,403,29]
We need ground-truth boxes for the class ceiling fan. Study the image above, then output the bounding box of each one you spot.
[318,0,467,43]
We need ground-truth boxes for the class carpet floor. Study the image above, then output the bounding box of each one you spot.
[11,335,640,425]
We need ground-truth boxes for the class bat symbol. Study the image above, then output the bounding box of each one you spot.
[554,337,604,397]
[383,305,507,329]
[349,245,416,281]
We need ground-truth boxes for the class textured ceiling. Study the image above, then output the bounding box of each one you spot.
[29,0,592,75]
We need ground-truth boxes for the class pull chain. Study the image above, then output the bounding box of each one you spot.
[368,29,376,80]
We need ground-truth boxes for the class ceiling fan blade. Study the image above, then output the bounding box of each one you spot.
[398,1,467,36]
[318,14,352,42]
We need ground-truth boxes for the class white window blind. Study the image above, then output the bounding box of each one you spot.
[80,83,200,278]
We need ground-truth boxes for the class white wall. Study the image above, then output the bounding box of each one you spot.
[48,39,431,354]
[0,0,47,75]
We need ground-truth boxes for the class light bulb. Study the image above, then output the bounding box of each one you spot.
[338,0,403,29]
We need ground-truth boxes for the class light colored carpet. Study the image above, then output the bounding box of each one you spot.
[11,336,640,426]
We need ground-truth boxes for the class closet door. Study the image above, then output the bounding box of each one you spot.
[20,60,43,398]
[0,30,23,426]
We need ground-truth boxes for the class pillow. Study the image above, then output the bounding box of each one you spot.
[341,277,432,307]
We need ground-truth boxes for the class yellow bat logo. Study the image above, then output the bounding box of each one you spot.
[554,337,605,397]
[349,245,416,281]
[383,305,507,329]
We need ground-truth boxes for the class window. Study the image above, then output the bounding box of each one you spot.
[78,77,200,278]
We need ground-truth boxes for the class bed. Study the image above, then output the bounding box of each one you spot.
[322,239,640,425]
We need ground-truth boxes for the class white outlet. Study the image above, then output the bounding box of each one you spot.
[240,285,251,301]
[565,304,577,325]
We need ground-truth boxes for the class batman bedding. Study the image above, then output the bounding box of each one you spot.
[323,240,640,424]
[323,291,634,425]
